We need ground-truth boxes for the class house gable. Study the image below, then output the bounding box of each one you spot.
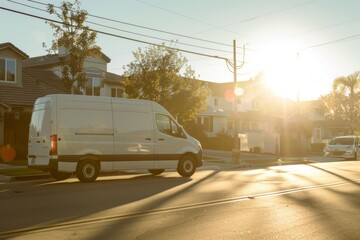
[0,42,29,87]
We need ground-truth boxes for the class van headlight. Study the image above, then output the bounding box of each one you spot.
[195,139,202,149]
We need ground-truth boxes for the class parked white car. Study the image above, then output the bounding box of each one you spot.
[323,136,360,160]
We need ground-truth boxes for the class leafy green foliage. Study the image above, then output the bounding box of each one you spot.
[44,0,101,93]
[321,71,360,133]
[122,44,209,122]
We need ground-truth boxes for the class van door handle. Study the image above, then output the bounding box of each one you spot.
[145,138,152,141]
[158,138,165,141]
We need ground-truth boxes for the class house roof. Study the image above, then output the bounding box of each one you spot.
[0,42,29,59]
[206,81,249,97]
[22,54,60,68]
[105,72,123,84]
[0,69,67,107]
[23,52,111,68]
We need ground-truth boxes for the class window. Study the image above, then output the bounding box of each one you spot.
[313,107,324,117]
[251,121,261,130]
[111,88,124,98]
[227,120,234,130]
[315,128,321,140]
[156,114,184,138]
[0,58,16,82]
[241,120,250,131]
[86,78,101,96]
[203,116,213,132]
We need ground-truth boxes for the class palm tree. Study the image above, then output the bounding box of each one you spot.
[331,71,360,134]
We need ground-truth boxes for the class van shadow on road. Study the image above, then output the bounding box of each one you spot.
[0,173,194,235]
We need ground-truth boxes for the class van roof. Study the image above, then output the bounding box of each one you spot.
[42,94,169,114]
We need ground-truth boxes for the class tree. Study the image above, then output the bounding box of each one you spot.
[122,44,209,122]
[44,0,101,93]
[321,71,360,134]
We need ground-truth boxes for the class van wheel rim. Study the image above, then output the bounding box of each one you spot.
[83,163,95,178]
[184,159,194,173]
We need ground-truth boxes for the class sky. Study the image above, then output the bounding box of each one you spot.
[1,0,359,101]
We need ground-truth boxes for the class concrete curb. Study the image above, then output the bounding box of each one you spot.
[0,174,51,182]
[0,158,315,182]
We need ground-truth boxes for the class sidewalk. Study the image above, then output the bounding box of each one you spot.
[0,150,316,182]
[203,149,318,169]
[0,163,50,182]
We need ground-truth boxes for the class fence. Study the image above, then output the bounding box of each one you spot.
[239,132,277,154]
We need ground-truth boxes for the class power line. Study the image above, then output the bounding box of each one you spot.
[181,0,320,42]
[0,6,232,62]
[223,0,320,28]
[134,0,249,40]
[249,17,360,45]
[302,33,360,50]
[8,0,236,55]
[25,0,253,52]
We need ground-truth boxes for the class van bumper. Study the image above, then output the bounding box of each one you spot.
[196,149,203,167]
[27,156,58,171]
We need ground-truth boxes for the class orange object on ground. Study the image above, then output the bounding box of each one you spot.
[0,144,16,162]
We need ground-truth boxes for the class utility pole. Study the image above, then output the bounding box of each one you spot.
[232,40,240,163]
[296,52,302,156]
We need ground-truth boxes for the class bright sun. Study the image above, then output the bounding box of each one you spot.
[263,51,299,100]
[257,42,328,101]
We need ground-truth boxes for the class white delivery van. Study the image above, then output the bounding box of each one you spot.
[28,94,203,182]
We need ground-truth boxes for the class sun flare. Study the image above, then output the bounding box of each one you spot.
[256,42,328,101]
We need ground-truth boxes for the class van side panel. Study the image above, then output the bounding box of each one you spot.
[56,96,114,172]
[112,99,155,170]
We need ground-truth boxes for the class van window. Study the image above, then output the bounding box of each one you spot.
[156,114,184,138]
[29,109,51,137]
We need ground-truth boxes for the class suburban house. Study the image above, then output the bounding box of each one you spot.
[0,42,351,159]
[0,42,121,159]
[0,43,69,158]
[198,80,280,153]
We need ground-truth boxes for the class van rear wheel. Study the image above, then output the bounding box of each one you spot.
[50,169,72,181]
[76,160,99,182]
[177,155,196,177]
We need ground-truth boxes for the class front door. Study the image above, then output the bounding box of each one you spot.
[154,114,186,169]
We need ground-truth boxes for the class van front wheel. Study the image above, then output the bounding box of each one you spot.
[50,169,72,181]
[177,155,196,177]
[76,160,99,182]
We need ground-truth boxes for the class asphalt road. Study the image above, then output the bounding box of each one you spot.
[0,160,359,240]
